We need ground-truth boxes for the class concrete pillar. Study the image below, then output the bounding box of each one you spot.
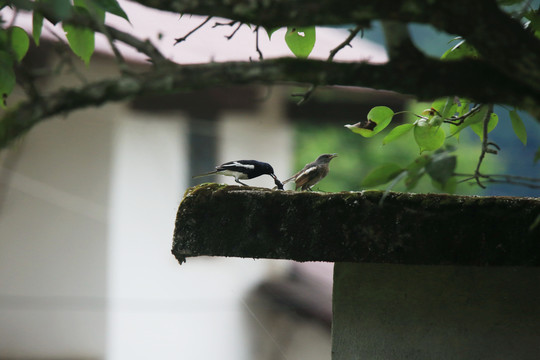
[332,263,540,360]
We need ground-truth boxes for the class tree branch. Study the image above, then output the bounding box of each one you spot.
[105,25,167,65]
[135,0,540,95]
[61,12,168,65]
[4,0,539,140]
[2,57,539,149]
[174,16,212,45]
[328,25,363,62]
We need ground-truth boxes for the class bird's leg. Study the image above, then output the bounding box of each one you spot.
[235,178,249,186]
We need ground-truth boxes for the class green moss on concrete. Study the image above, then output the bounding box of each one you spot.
[172,184,540,265]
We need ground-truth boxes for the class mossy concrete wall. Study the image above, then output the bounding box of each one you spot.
[172,184,540,265]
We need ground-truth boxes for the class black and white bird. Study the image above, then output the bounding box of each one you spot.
[283,153,337,191]
[193,160,283,188]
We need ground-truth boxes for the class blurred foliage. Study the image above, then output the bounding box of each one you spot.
[292,101,506,195]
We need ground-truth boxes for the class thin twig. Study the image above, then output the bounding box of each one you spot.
[254,26,263,60]
[175,16,212,45]
[483,178,540,189]
[487,174,540,182]
[226,22,243,40]
[455,172,540,189]
[106,25,168,65]
[328,25,362,62]
[471,104,495,188]
[291,84,316,105]
[443,104,482,125]
[213,20,236,28]
[455,172,540,182]
[212,19,243,40]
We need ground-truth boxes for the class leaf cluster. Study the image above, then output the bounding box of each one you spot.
[0,0,129,105]
[344,35,536,193]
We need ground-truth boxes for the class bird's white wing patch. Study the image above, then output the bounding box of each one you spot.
[299,166,317,177]
[220,170,249,179]
[226,161,255,169]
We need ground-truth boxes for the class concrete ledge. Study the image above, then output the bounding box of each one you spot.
[172,183,540,266]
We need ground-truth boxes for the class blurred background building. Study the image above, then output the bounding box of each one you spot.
[1,2,538,360]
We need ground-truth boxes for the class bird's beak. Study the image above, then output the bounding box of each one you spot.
[331,153,338,158]
[270,173,277,179]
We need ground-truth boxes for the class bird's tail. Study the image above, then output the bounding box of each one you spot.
[192,171,218,179]
[281,175,296,185]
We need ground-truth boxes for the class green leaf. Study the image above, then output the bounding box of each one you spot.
[367,106,394,133]
[38,0,73,24]
[509,110,527,145]
[414,120,445,153]
[346,106,395,138]
[265,27,280,40]
[362,163,404,187]
[33,11,44,46]
[382,123,414,145]
[285,26,316,58]
[91,0,129,21]
[8,26,29,62]
[63,8,95,65]
[425,152,457,185]
[534,147,540,164]
[441,39,477,60]
[0,50,15,108]
[470,112,498,140]
[74,0,105,23]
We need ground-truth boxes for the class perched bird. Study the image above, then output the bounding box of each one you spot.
[283,153,337,191]
[193,159,283,188]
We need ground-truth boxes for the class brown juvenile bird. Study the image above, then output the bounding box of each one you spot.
[283,153,337,191]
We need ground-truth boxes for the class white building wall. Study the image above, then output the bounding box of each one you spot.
[0,108,114,359]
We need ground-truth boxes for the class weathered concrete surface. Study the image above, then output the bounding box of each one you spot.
[332,263,540,360]
[172,183,540,265]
